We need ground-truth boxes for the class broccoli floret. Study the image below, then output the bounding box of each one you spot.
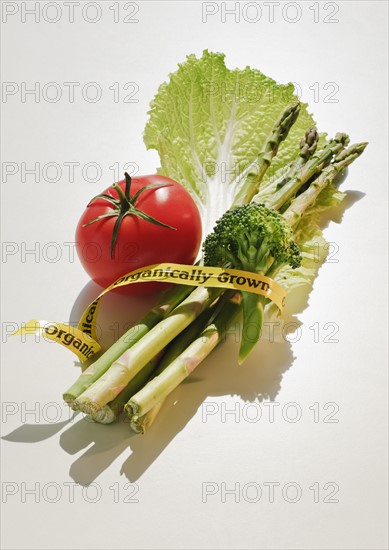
[203,203,301,274]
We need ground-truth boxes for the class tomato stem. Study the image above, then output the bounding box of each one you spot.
[125,171,132,199]
[83,172,177,258]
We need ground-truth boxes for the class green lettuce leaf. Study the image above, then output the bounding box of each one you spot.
[144,50,319,237]
[275,183,346,292]
[264,184,346,341]
[144,50,349,342]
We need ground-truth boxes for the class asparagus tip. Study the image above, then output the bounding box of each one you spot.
[124,400,138,418]
[334,141,369,163]
[277,101,301,143]
[358,141,369,153]
[287,100,301,119]
[334,132,350,147]
[299,126,319,160]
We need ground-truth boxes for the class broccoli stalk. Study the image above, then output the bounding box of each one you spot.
[203,203,301,362]
[125,204,302,422]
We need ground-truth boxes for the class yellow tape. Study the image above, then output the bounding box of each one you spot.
[78,263,286,340]
[12,320,101,363]
[14,264,285,361]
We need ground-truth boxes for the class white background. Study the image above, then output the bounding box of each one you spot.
[1,1,388,549]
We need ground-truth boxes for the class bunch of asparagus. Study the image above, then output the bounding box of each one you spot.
[63,102,367,432]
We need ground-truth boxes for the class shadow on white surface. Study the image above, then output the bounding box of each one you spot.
[2,414,78,443]
[122,337,293,482]
[57,335,293,485]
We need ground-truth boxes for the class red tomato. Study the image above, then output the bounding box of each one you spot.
[75,174,202,295]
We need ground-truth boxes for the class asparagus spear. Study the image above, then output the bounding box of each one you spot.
[267,132,350,210]
[125,296,242,421]
[255,126,319,203]
[233,101,301,206]
[129,304,220,432]
[89,304,219,425]
[85,355,161,424]
[125,141,367,426]
[63,281,194,405]
[73,286,223,414]
[299,126,320,161]
[282,141,368,227]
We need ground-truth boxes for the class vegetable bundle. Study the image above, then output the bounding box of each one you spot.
[63,51,366,431]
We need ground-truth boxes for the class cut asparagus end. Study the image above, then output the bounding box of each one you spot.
[73,398,102,416]
[129,401,165,434]
[130,415,144,434]
[124,401,138,422]
[63,393,76,408]
[133,401,166,434]
[85,355,161,424]
[86,405,118,424]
